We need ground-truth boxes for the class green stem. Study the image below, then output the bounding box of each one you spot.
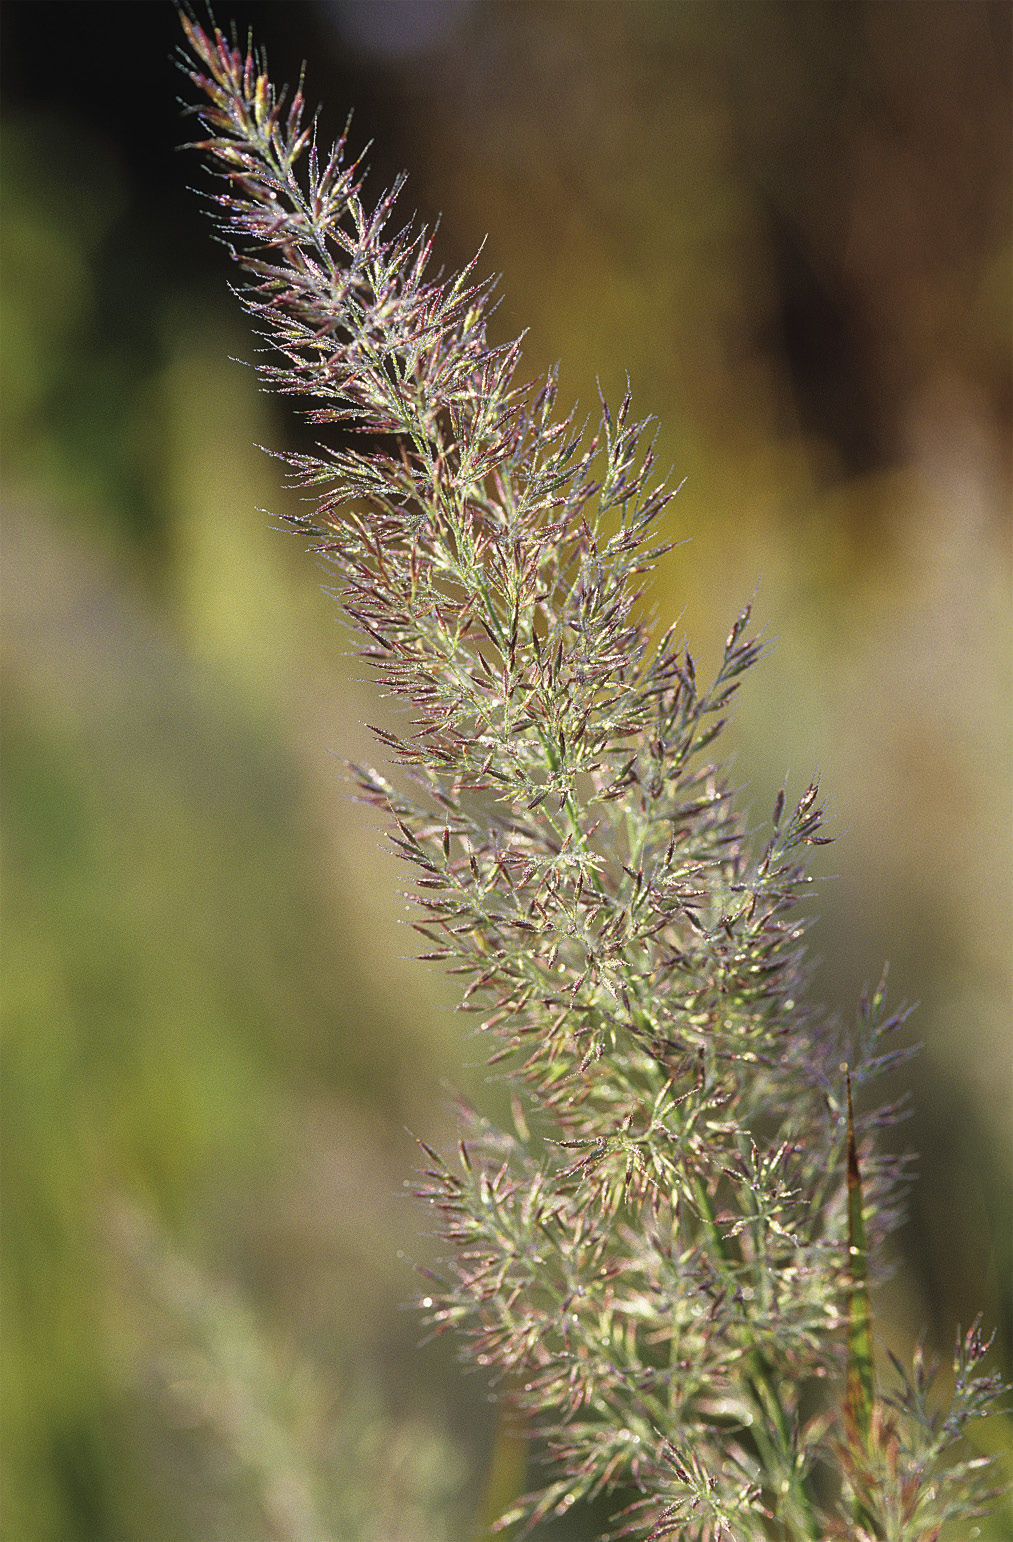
[845,1068,877,1535]
[691,1176,821,1539]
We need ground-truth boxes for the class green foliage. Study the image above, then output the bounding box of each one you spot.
[178,14,1006,1539]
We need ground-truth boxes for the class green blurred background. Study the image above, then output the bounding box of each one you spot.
[2,2,1010,1537]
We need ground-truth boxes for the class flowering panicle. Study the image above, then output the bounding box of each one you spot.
[180,16,1005,1538]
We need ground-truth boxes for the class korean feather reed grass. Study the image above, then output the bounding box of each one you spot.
[179,16,1006,1538]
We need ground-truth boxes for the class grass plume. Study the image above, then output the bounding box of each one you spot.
[178,15,1006,1537]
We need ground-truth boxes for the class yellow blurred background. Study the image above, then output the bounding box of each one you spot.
[2,3,1010,1537]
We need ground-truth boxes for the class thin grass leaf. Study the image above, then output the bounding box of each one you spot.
[845,1067,875,1448]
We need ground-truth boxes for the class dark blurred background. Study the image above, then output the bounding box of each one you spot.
[2,2,1010,1538]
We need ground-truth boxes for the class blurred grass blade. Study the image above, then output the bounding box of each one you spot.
[472,1396,527,1539]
